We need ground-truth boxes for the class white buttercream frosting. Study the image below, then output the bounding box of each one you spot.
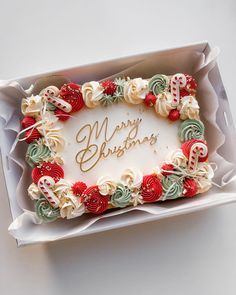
[178,95,200,120]
[168,149,188,168]
[82,81,104,108]
[121,168,143,191]
[59,193,85,219]
[124,78,149,104]
[195,162,214,193]
[21,95,43,117]
[28,183,41,200]
[97,175,117,195]
[154,92,174,117]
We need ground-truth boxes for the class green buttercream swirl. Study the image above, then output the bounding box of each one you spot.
[99,94,115,107]
[179,119,205,142]
[162,175,183,200]
[26,139,51,167]
[35,196,60,222]
[113,77,125,103]
[111,183,132,208]
[148,74,169,96]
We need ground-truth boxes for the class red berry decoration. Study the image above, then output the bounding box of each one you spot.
[183,178,198,197]
[25,128,41,144]
[180,74,197,98]
[54,109,70,121]
[144,93,157,107]
[161,164,174,176]
[101,80,116,95]
[32,162,64,184]
[168,109,180,121]
[181,139,208,162]
[21,116,36,129]
[81,185,109,214]
[59,83,84,113]
[72,181,87,196]
[141,175,163,203]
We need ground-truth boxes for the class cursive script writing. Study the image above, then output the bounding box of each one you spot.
[75,117,157,172]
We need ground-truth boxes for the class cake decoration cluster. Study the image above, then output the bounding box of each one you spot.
[19,73,214,223]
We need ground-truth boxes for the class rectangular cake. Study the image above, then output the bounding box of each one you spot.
[1,42,236,246]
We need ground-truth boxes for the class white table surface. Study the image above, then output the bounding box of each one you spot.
[1,0,236,294]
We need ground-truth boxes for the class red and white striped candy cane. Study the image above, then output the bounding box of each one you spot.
[42,86,72,113]
[38,176,60,208]
[188,142,208,172]
[170,73,187,107]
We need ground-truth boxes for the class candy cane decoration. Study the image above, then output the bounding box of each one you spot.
[41,86,72,113]
[38,176,60,208]
[188,142,208,173]
[170,74,187,107]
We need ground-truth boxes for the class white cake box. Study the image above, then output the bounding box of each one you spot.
[1,41,236,246]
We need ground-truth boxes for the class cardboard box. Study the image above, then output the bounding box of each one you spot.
[1,42,236,246]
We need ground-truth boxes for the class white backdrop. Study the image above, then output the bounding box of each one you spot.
[0,0,236,294]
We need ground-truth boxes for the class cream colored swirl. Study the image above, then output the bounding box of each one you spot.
[154,92,174,117]
[97,175,117,195]
[178,96,200,120]
[53,179,72,198]
[168,149,188,168]
[21,95,43,117]
[59,193,85,219]
[131,192,144,207]
[37,113,64,152]
[82,81,104,108]
[28,183,41,200]
[121,168,143,191]
[195,162,214,193]
[124,78,149,104]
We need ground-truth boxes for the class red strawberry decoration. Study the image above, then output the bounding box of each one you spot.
[21,116,36,129]
[59,83,84,113]
[54,109,70,121]
[183,178,198,197]
[72,181,87,196]
[25,128,41,144]
[144,93,156,107]
[161,164,174,176]
[181,139,208,162]
[81,185,109,214]
[168,109,180,121]
[101,80,116,96]
[141,175,163,203]
[32,162,64,184]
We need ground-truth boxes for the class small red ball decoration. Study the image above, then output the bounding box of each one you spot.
[25,128,41,144]
[181,139,208,162]
[54,109,70,121]
[32,162,64,184]
[21,116,36,129]
[144,93,157,107]
[168,109,180,121]
[161,164,174,176]
[59,83,84,113]
[72,181,87,196]
[101,80,117,95]
[141,175,163,202]
[183,178,198,197]
[81,185,109,214]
